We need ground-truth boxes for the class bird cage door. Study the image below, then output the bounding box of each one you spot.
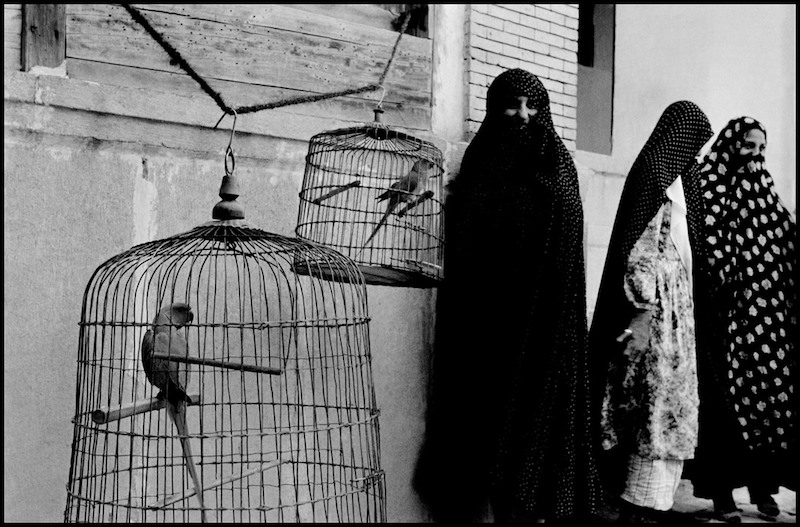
[295,123,444,288]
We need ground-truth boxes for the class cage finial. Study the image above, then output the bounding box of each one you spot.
[212,110,245,220]
[372,85,387,123]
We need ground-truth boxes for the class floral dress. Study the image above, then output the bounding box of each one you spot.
[601,199,700,460]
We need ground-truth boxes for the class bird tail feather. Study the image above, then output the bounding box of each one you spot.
[167,401,208,523]
[361,207,393,250]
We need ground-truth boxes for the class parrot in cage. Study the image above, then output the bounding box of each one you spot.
[361,158,435,248]
[141,302,207,522]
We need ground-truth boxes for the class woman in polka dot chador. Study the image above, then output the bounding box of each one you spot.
[687,117,796,523]
[588,101,714,523]
[415,68,602,523]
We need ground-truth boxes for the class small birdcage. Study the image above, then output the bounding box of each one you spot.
[295,109,445,288]
[65,152,385,522]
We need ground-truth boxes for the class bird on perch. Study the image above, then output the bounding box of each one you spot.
[141,302,207,522]
[362,158,435,248]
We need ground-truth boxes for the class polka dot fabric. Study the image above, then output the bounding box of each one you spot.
[431,68,602,521]
[615,101,714,261]
[589,102,713,434]
[698,117,796,454]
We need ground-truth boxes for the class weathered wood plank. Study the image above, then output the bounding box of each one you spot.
[4,48,21,71]
[4,6,22,71]
[22,4,65,71]
[4,69,428,149]
[4,4,22,45]
[4,4,22,28]
[140,4,431,54]
[66,4,431,105]
[283,4,397,32]
[4,31,21,49]
[66,59,431,130]
[70,5,431,86]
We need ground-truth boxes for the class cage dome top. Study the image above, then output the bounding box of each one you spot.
[309,122,443,168]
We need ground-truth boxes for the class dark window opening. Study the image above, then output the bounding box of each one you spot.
[577,4,615,155]
[578,4,595,67]
[386,4,429,38]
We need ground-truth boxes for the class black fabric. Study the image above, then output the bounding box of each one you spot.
[687,117,797,497]
[587,100,713,492]
[414,68,601,522]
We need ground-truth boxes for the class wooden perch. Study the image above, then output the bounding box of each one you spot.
[91,392,201,425]
[397,190,434,217]
[150,458,292,509]
[311,180,361,204]
[150,352,282,375]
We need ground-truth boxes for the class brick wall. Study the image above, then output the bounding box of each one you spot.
[465,4,579,151]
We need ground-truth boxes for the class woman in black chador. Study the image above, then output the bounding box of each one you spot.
[415,68,601,523]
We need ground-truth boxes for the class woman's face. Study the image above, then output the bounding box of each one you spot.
[502,95,538,126]
[738,128,767,158]
[736,128,767,173]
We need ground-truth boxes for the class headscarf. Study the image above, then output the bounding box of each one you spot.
[697,116,796,456]
[417,68,601,521]
[589,101,714,419]
[454,68,572,196]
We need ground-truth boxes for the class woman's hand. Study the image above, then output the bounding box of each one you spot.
[615,309,652,351]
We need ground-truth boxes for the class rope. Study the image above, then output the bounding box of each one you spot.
[379,8,412,85]
[235,85,382,115]
[121,4,413,116]
[121,4,234,114]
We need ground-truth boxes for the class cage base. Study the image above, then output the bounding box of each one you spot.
[292,260,439,288]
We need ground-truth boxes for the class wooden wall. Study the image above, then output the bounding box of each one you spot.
[63,4,432,132]
[4,4,21,70]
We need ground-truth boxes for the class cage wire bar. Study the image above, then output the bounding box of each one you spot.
[295,114,445,288]
[65,218,386,522]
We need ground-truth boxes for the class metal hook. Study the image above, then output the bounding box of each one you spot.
[224,146,235,176]
[226,109,238,150]
[224,109,237,176]
[376,85,387,109]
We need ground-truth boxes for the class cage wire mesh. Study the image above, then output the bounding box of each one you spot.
[295,118,444,288]
[65,218,386,523]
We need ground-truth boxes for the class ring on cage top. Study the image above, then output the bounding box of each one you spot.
[295,110,445,288]
[65,163,385,523]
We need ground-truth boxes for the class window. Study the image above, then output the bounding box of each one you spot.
[577,4,615,155]
[577,4,594,68]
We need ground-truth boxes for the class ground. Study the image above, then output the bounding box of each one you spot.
[672,480,796,524]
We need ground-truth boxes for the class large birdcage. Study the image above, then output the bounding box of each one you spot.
[65,170,385,522]
[295,110,445,288]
